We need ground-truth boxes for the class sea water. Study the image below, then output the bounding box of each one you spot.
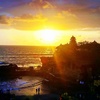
[0,46,55,67]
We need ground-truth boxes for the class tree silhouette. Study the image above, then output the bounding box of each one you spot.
[69,36,77,50]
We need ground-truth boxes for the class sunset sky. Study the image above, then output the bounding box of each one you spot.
[0,0,100,46]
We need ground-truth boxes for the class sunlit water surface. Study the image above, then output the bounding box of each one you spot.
[0,46,54,67]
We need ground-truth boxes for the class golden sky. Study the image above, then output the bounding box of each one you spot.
[0,0,100,46]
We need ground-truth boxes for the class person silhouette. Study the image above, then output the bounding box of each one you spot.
[36,88,38,94]
[38,87,40,94]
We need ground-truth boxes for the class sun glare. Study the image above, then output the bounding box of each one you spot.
[40,29,57,42]
[35,29,60,45]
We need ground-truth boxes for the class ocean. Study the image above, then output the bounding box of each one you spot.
[0,46,55,67]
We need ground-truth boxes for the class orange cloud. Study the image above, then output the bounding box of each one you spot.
[12,14,47,30]
[0,10,100,31]
[15,13,47,22]
[42,1,55,9]
[29,0,55,9]
[0,15,12,25]
[54,11,77,19]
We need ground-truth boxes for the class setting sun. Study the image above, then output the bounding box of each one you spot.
[34,29,61,45]
[40,29,57,43]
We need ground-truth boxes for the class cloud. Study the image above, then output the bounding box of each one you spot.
[0,15,12,24]
[42,1,55,9]
[47,0,100,14]
[54,11,77,19]
[76,11,100,29]
[0,0,100,31]
[13,13,48,30]
[14,13,47,22]
[90,6,100,13]
[0,14,48,30]
[0,12,79,30]
[0,11,100,31]
[29,0,55,9]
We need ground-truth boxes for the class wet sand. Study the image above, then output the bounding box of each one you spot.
[0,76,52,96]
